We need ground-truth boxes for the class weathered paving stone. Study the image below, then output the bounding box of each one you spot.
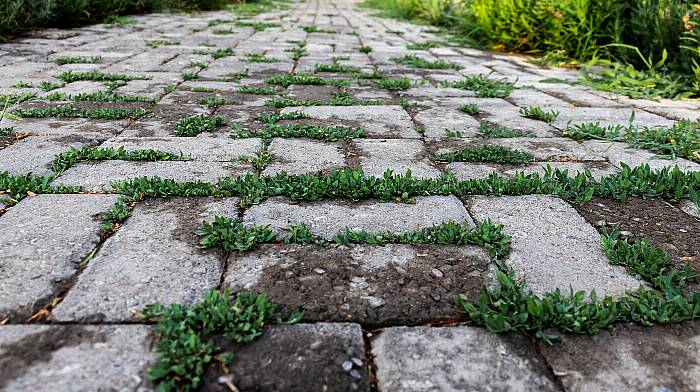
[101,135,261,162]
[539,322,700,392]
[263,138,346,175]
[282,105,420,138]
[224,243,490,326]
[437,137,603,162]
[0,194,119,320]
[413,105,481,140]
[584,140,700,172]
[447,161,618,181]
[0,134,103,176]
[52,197,238,322]
[371,326,560,392]
[243,196,473,239]
[553,107,675,130]
[53,160,252,191]
[202,323,370,392]
[353,139,442,178]
[0,325,154,391]
[467,195,641,296]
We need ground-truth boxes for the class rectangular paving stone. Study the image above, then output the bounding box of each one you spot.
[0,134,103,176]
[243,195,473,239]
[0,325,154,391]
[467,195,642,297]
[224,243,490,326]
[203,323,369,392]
[436,137,603,162]
[282,105,420,138]
[0,194,119,320]
[353,139,442,178]
[553,107,675,130]
[447,161,618,181]
[262,138,346,175]
[371,326,559,392]
[540,322,700,392]
[51,197,238,322]
[101,135,261,162]
[584,140,700,172]
[53,160,252,191]
[413,105,481,141]
[0,117,127,136]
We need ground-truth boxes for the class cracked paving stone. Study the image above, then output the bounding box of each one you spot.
[0,194,119,320]
[51,197,238,322]
[539,322,700,392]
[202,323,370,392]
[371,326,560,392]
[0,324,154,392]
[223,243,490,326]
[467,195,642,297]
[243,196,473,239]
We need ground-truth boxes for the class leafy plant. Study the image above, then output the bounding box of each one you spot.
[391,54,463,70]
[12,105,149,120]
[442,74,514,98]
[172,114,225,137]
[518,106,560,123]
[459,103,479,115]
[435,145,534,164]
[477,124,530,138]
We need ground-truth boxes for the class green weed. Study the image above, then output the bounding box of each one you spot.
[391,54,462,70]
[435,145,534,164]
[442,74,514,98]
[12,105,149,120]
[477,124,530,138]
[172,114,225,136]
[56,71,151,83]
[54,56,102,65]
[518,106,560,123]
[459,103,479,115]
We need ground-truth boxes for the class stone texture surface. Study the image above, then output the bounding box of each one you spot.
[224,243,490,326]
[372,326,560,392]
[1,0,696,388]
[243,196,473,239]
[52,198,237,322]
[0,194,119,319]
[0,325,154,391]
[467,195,642,296]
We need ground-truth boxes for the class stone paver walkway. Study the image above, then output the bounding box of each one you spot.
[1,0,699,391]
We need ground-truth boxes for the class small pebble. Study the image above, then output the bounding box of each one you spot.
[341,361,353,371]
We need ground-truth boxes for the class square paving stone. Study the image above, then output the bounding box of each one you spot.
[53,160,252,192]
[466,195,642,297]
[353,139,442,178]
[0,194,119,320]
[224,243,490,326]
[262,138,347,175]
[202,323,370,392]
[539,322,700,392]
[371,326,560,392]
[101,135,261,162]
[51,197,238,322]
[0,325,154,391]
[282,105,420,138]
[243,196,473,239]
[552,107,675,130]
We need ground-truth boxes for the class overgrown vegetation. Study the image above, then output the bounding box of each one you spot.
[12,104,149,120]
[435,145,534,164]
[172,114,225,136]
[142,289,301,391]
[519,106,559,123]
[441,74,514,98]
[391,54,463,70]
[564,119,700,163]
[232,123,366,142]
[52,146,188,174]
[362,0,700,99]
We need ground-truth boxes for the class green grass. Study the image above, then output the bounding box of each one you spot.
[406,41,438,50]
[459,103,479,115]
[435,145,534,164]
[264,98,319,108]
[238,86,279,95]
[211,48,235,59]
[212,27,234,35]
[302,25,338,34]
[391,54,463,70]
[244,53,279,63]
[51,147,188,174]
[374,77,411,91]
[12,105,149,120]
[181,72,199,81]
[359,45,373,53]
[54,56,102,65]
[477,124,531,138]
[56,71,151,83]
[188,60,208,69]
[172,114,225,136]
[141,289,301,391]
[233,123,366,141]
[234,21,280,31]
[0,92,35,105]
[144,39,179,48]
[197,96,228,107]
[442,74,514,98]
[265,73,347,87]
[192,87,214,93]
[564,120,700,163]
[102,15,137,25]
[315,63,360,74]
[45,91,156,104]
[518,106,560,123]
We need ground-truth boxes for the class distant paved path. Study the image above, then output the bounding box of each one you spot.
[1,0,699,390]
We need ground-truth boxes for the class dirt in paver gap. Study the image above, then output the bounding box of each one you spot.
[574,197,700,293]
[286,84,339,101]
[224,243,490,327]
[201,325,370,392]
[539,321,700,391]
[0,326,105,389]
